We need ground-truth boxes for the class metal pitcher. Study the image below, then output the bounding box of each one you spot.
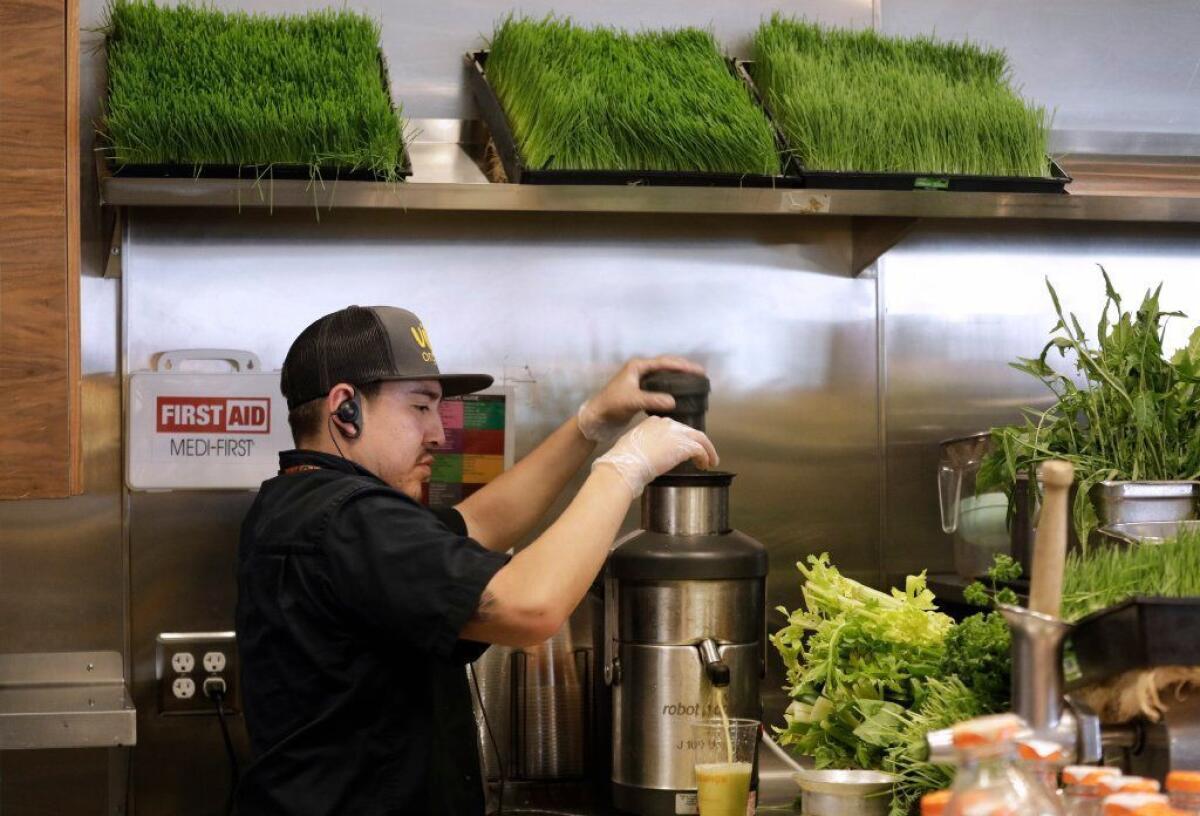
[938,432,1011,578]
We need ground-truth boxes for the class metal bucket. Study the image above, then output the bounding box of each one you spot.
[1090,481,1200,527]
[792,769,894,816]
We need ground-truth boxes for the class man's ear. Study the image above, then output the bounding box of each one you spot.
[325,383,356,415]
[326,383,360,438]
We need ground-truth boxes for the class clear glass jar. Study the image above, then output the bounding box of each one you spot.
[1096,777,1162,799]
[1099,791,1169,815]
[922,789,952,816]
[1062,765,1121,816]
[1168,771,1200,814]
[946,714,1064,816]
[1019,738,1068,801]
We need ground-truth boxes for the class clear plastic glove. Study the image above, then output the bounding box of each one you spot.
[591,416,719,498]
[577,355,706,443]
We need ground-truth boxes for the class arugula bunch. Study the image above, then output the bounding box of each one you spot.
[978,267,1200,544]
[863,677,986,816]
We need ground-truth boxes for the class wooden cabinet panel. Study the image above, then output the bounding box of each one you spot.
[0,0,81,498]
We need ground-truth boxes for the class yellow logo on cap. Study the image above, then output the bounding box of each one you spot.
[410,325,436,363]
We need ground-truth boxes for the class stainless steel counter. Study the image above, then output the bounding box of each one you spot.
[485,734,804,815]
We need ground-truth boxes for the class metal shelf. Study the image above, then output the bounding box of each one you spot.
[0,651,136,750]
[97,119,1200,275]
[99,155,1200,222]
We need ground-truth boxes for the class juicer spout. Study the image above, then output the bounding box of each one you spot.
[697,638,730,687]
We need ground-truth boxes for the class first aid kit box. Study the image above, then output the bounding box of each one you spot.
[128,349,291,490]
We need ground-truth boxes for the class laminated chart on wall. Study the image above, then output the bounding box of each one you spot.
[127,349,292,490]
[422,390,514,509]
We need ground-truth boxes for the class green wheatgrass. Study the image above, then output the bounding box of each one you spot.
[101,0,406,179]
[486,15,781,175]
[753,16,1050,177]
[1062,530,1200,622]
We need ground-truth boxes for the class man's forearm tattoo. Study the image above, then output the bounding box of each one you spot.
[472,590,496,623]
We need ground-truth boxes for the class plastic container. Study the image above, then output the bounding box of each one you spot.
[946,713,1064,815]
[1063,766,1122,816]
[1167,770,1200,814]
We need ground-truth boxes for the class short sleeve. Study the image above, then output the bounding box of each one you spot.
[324,488,509,660]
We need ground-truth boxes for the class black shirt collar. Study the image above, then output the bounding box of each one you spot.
[279,449,386,484]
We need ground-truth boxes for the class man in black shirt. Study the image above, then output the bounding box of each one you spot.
[236,305,717,815]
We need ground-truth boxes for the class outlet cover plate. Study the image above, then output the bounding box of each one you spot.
[156,631,238,715]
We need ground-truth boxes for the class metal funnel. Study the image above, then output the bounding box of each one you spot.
[999,604,1072,734]
[1001,603,1100,765]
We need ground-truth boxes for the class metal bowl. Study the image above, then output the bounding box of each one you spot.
[792,769,896,816]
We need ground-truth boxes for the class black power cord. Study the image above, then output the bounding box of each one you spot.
[467,663,505,816]
[204,677,240,816]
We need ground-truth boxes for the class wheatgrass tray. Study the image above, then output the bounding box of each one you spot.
[466,17,789,187]
[100,1,410,182]
[748,18,1069,194]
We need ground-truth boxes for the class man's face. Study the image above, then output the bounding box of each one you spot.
[360,380,446,500]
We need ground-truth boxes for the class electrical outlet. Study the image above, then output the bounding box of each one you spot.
[156,631,239,715]
[172,677,196,699]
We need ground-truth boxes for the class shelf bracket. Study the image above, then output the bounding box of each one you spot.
[850,216,918,275]
[104,208,123,279]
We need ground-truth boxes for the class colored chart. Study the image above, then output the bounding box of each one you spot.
[423,392,509,509]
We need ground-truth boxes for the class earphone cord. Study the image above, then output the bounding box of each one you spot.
[327,415,353,464]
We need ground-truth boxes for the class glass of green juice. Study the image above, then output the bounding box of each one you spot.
[690,718,759,816]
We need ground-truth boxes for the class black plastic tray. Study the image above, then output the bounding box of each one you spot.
[736,59,1072,194]
[103,51,411,183]
[1068,597,1200,687]
[106,157,410,183]
[465,50,794,188]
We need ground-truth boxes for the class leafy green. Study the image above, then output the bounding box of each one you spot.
[774,554,1014,814]
[876,678,986,816]
[939,613,1011,714]
[101,0,407,179]
[941,557,1015,724]
[963,553,1023,609]
[773,555,953,769]
[978,267,1200,545]
[753,16,1050,177]
[486,15,780,175]
[1062,528,1200,622]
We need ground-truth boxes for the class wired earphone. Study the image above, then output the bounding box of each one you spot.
[328,386,363,460]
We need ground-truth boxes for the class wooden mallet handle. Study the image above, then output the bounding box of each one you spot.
[1029,460,1074,618]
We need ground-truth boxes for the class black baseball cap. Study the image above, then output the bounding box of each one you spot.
[281,306,494,410]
